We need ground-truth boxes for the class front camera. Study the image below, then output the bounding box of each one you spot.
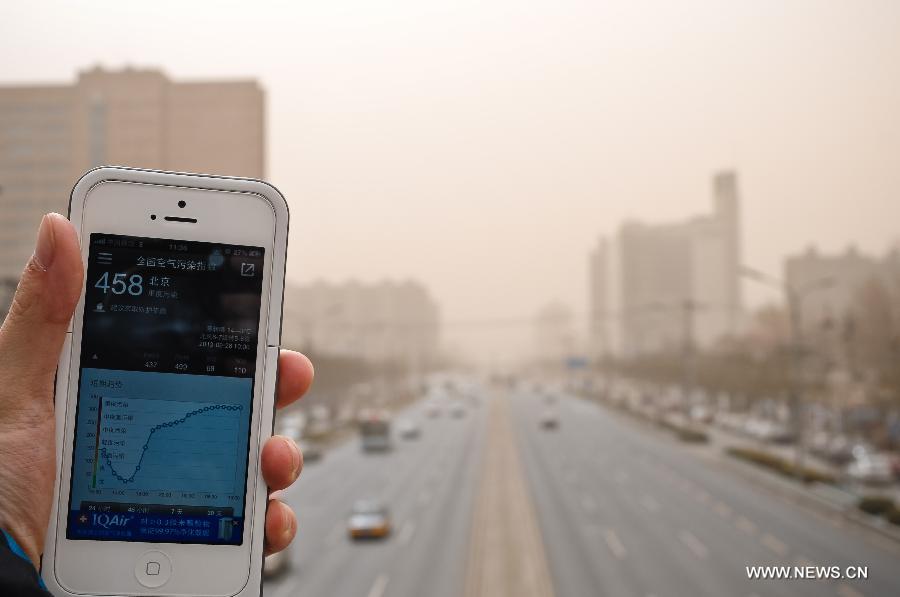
[178,200,187,208]
[150,214,157,220]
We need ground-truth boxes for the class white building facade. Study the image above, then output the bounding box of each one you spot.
[589,171,743,357]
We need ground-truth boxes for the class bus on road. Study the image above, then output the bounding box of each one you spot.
[360,417,392,452]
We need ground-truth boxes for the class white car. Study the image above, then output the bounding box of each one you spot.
[743,417,793,443]
[348,500,392,539]
[689,405,713,425]
[847,454,894,485]
[299,440,323,463]
[277,422,303,443]
[397,418,421,440]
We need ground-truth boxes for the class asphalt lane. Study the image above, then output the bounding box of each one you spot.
[264,398,487,597]
[511,390,900,597]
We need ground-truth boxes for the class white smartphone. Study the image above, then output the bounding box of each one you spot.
[41,167,289,597]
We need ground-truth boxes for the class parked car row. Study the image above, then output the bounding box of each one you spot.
[593,377,900,491]
[810,432,865,465]
[846,451,895,485]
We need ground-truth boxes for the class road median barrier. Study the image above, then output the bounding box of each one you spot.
[857,495,900,527]
[857,495,895,516]
[725,446,837,485]
[464,394,556,597]
[886,507,900,526]
[656,415,710,444]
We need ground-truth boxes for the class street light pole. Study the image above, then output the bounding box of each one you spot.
[785,285,806,482]
[642,298,703,419]
[740,265,834,484]
[680,298,702,421]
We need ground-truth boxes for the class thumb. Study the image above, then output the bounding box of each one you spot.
[0,213,84,394]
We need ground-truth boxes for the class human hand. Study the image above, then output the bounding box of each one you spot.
[0,213,312,565]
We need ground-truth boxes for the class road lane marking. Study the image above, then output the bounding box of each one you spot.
[604,528,627,560]
[736,516,758,536]
[678,530,709,560]
[640,495,660,513]
[367,574,390,597]
[837,583,864,597]
[398,520,416,546]
[580,494,598,513]
[761,532,788,556]
[713,501,732,518]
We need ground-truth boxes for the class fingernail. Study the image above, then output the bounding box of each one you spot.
[33,214,55,271]
[285,437,301,479]
[283,510,294,537]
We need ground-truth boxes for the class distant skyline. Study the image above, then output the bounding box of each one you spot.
[4,0,900,362]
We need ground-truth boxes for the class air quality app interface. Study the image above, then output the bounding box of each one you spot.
[67,234,264,545]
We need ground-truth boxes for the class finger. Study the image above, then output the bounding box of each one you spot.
[261,435,302,491]
[0,214,83,395]
[264,498,296,556]
[276,350,314,409]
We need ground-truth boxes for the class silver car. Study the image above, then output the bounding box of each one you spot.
[348,500,392,540]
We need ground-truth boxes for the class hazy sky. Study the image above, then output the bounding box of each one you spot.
[3,1,900,361]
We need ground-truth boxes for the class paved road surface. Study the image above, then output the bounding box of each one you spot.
[264,399,487,597]
[264,388,900,597]
[512,390,900,597]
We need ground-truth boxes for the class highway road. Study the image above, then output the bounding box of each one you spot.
[512,390,900,597]
[264,399,488,597]
[265,387,900,597]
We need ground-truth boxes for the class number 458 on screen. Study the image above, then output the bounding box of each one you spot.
[94,272,144,296]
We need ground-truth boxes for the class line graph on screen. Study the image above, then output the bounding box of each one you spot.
[88,396,243,494]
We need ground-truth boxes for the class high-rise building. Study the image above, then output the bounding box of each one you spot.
[281,280,441,369]
[0,66,264,309]
[785,245,900,334]
[590,171,743,357]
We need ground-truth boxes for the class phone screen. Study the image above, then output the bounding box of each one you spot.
[66,233,265,545]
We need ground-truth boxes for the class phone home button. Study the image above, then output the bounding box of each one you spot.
[134,550,172,589]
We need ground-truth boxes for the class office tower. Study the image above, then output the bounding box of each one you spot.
[590,171,743,356]
[0,66,264,309]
